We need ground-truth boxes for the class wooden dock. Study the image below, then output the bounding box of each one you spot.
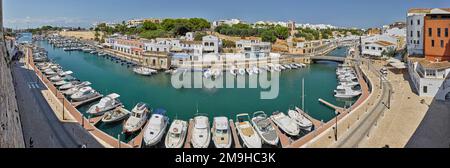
[72,94,103,108]
[296,108,323,129]
[270,120,291,148]
[319,98,346,113]
[127,122,148,148]
[183,119,194,148]
[89,115,103,126]
[228,119,242,148]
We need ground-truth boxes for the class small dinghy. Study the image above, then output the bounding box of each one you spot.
[101,107,131,123]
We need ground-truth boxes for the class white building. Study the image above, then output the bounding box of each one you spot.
[212,19,242,27]
[236,39,271,58]
[407,10,426,56]
[361,35,398,57]
[202,35,221,54]
[408,58,450,100]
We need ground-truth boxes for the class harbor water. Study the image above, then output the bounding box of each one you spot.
[37,41,356,142]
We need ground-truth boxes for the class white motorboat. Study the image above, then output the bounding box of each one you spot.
[246,68,254,75]
[275,64,285,70]
[87,93,122,116]
[133,67,156,76]
[238,68,246,76]
[284,64,292,69]
[252,66,260,74]
[270,111,300,136]
[211,69,222,78]
[294,63,305,68]
[101,107,131,123]
[98,52,107,56]
[90,50,98,54]
[165,120,188,148]
[339,81,359,87]
[289,107,313,131]
[290,64,298,69]
[191,114,211,148]
[251,111,279,146]
[62,81,91,94]
[235,113,262,148]
[211,117,232,148]
[203,69,212,78]
[123,103,150,134]
[229,66,237,76]
[59,81,81,90]
[339,76,357,82]
[70,87,99,102]
[54,80,69,86]
[143,108,169,147]
[334,86,362,98]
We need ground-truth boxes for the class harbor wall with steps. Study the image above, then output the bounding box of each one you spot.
[0,0,26,147]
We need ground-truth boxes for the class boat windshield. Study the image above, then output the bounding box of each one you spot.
[132,112,142,118]
[170,132,180,138]
[216,129,228,134]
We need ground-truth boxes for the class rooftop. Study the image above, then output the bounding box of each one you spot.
[408,8,450,14]
[374,40,395,47]
[410,57,450,69]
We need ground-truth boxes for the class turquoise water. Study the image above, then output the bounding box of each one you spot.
[38,41,355,140]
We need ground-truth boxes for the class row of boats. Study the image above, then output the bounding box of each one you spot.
[334,65,362,98]
[84,100,314,148]
[201,63,307,79]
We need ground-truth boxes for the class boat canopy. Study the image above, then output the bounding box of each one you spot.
[106,93,120,99]
[214,117,228,130]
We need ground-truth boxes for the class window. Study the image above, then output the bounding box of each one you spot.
[423,86,428,93]
[365,46,369,49]
[378,47,382,51]
[446,28,449,37]
[417,31,420,37]
[372,47,376,50]
[417,20,420,25]
[431,40,435,47]
[410,19,413,25]
[428,28,432,37]
[437,28,441,37]
[441,40,444,48]
[410,31,413,37]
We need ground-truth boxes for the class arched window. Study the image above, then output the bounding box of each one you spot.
[210,42,214,46]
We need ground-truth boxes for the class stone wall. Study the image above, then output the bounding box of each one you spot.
[0,0,25,148]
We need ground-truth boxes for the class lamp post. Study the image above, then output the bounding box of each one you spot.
[334,110,338,142]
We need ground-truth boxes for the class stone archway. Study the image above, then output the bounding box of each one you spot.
[439,87,450,101]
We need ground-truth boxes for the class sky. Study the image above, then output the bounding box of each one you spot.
[3,0,449,29]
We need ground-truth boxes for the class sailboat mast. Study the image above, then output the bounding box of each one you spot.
[302,78,305,111]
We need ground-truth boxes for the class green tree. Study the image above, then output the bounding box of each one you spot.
[261,30,277,43]
[142,21,159,31]
[222,39,236,48]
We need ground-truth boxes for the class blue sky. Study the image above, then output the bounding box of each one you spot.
[3,0,449,29]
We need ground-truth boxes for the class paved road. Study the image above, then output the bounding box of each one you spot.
[334,60,392,148]
[11,59,102,148]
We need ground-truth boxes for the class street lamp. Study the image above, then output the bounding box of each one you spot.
[334,110,339,142]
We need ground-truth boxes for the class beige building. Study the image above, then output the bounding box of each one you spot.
[141,51,172,70]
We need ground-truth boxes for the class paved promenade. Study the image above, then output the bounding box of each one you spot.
[11,59,102,148]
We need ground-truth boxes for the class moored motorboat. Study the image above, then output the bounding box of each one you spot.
[211,116,232,148]
[123,103,150,134]
[70,86,100,102]
[101,107,131,123]
[191,114,211,148]
[143,108,169,147]
[270,111,300,136]
[288,107,313,131]
[87,93,122,116]
[251,111,279,146]
[165,120,188,148]
[133,66,157,76]
[235,113,262,148]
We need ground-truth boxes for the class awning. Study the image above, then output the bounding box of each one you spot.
[389,62,407,69]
